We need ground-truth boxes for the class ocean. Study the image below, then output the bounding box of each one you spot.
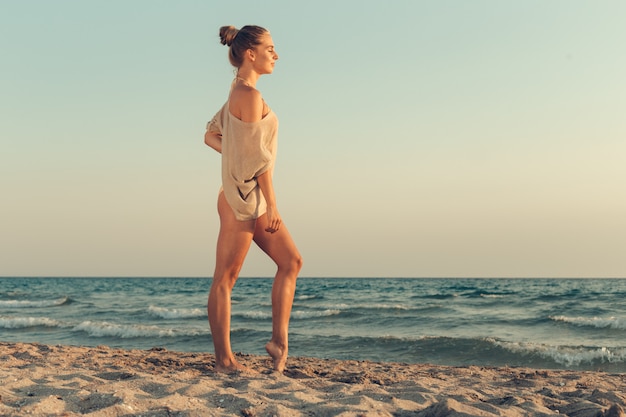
[1,277,625,372]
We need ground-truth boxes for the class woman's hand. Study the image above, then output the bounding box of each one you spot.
[257,170,283,233]
[257,170,280,233]
[264,204,281,233]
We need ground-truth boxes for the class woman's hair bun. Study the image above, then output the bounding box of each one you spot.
[219,26,239,46]
[218,24,268,68]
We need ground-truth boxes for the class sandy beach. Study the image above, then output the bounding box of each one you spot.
[1,342,624,417]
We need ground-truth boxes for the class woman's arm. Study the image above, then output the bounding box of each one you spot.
[204,131,222,153]
[257,170,281,233]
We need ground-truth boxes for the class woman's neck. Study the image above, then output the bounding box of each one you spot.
[235,70,259,88]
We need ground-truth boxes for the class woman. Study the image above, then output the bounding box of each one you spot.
[204,25,302,374]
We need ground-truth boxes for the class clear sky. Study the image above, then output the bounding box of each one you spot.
[1,1,625,278]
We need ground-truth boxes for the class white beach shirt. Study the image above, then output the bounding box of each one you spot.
[207,102,279,221]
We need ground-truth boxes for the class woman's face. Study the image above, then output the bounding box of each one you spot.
[252,33,279,74]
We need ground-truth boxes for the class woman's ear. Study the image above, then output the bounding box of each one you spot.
[245,48,256,62]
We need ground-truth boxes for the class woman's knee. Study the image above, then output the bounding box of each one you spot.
[280,253,303,276]
[294,253,303,272]
[212,267,241,290]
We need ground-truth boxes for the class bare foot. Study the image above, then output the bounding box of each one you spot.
[265,341,288,373]
[214,358,256,375]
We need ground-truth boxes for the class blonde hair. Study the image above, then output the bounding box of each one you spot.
[219,25,269,68]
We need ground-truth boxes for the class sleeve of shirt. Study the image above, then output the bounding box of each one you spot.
[206,106,224,135]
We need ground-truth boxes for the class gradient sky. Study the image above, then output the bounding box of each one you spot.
[2,1,625,278]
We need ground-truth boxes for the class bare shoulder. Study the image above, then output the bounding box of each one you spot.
[229,86,263,122]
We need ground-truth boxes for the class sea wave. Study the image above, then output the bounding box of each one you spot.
[549,315,626,330]
[237,309,342,320]
[72,321,206,339]
[363,303,412,311]
[148,305,205,319]
[0,316,62,329]
[480,293,505,299]
[292,309,342,319]
[297,334,626,371]
[311,302,413,312]
[488,338,626,367]
[295,294,323,301]
[238,311,272,320]
[0,297,69,308]
[416,293,459,300]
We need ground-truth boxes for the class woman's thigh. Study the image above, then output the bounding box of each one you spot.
[253,214,301,268]
[214,192,256,275]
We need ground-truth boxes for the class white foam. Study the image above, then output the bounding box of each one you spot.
[240,311,272,320]
[367,303,411,310]
[550,315,626,330]
[148,305,205,319]
[72,320,204,338]
[292,309,342,319]
[314,302,411,311]
[0,316,61,329]
[240,309,342,320]
[295,295,320,301]
[488,338,626,367]
[0,297,69,308]
[480,293,504,298]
